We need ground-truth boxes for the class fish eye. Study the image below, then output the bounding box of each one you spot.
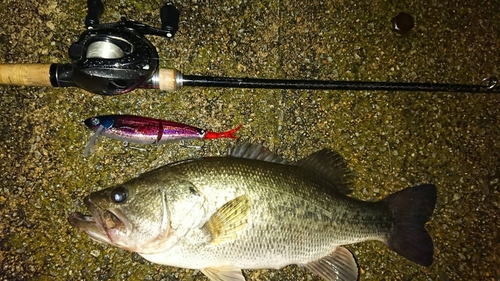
[91,118,100,126]
[111,186,128,204]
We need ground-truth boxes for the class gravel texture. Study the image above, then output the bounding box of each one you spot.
[0,0,499,280]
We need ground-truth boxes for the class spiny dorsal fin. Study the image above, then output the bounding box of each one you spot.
[201,195,251,245]
[229,143,287,164]
[296,149,353,195]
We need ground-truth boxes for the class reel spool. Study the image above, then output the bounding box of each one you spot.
[68,19,160,96]
[62,1,180,96]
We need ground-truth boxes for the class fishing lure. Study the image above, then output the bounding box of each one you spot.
[83,115,242,156]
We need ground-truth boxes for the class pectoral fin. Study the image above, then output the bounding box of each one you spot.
[202,195,251,245]
[304,246,359,281]
[200,266,245,281]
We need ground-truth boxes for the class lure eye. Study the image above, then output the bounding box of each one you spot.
[111,186,128,204]
[91,118,101,126]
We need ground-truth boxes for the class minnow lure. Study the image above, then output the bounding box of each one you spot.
[83,115,242,156]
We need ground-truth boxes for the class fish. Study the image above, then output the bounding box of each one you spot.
[68,143,437,281]
[83,114,242,156]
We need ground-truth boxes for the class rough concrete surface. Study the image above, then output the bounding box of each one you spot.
[0,0,499,280]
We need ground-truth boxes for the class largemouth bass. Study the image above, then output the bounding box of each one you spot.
[68,143,437,281]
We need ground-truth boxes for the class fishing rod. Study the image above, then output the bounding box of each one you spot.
[0,0,498,95]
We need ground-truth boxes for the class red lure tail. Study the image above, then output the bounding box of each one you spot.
[204,124,243,140]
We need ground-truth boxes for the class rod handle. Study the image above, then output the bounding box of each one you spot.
[0,64,53,87]
[158,68,181,91]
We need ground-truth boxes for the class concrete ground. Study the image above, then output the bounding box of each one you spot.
[0,0,499,280]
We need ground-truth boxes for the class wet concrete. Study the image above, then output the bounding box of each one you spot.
[0,0,499,280]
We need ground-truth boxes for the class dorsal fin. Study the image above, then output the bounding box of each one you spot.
[296,149,353,195]
[229,143,353,194]
[229,143,287,164]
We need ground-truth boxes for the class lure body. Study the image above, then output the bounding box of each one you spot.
[84,115,241,145]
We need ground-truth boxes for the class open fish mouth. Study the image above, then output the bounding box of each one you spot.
[68,211,112,244]
[68,198,128,245]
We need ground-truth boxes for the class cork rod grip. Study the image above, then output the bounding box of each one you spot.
[0,64,53,87]
[158,68,180,91]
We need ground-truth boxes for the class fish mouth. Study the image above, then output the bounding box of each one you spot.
[68,196,129,245]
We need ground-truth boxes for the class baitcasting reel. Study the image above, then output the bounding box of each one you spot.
[52,0,179,95]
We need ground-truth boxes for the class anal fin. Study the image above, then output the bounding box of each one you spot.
[304,246,359,281]
[201,195,251,245]
[201,266,245,281]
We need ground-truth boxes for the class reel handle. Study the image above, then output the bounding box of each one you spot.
[85,0,104,27]
[160,4,180,38]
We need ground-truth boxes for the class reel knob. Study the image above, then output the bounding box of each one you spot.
[161,4,180,38]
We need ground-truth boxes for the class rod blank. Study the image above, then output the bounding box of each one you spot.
[180,74,499,93]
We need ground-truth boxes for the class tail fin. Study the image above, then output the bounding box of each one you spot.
[383,184,437,266]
